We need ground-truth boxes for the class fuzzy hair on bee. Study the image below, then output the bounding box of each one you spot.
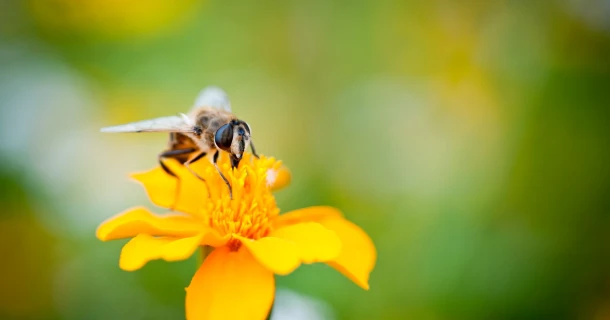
[101,86,259,199]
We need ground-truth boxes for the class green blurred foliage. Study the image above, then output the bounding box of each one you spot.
[0,0,609,319]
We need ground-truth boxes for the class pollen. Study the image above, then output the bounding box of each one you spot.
[193,153,283,247]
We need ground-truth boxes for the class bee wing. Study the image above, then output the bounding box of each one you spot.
[100,115,196,133]
[192,86,232,112]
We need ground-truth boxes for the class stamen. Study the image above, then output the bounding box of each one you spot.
[192,153,281,241]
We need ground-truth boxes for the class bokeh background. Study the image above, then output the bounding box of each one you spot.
[1,0,610,319]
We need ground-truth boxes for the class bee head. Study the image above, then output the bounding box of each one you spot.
[214,120,251,168]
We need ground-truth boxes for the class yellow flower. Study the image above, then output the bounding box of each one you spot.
[97,153,376,320]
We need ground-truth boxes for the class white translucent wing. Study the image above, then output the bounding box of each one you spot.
[192,86,232,112]
[100,115,195,133]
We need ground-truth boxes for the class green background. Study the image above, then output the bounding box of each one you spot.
[1,0,609,319]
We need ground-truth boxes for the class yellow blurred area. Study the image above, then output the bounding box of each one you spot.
[28,0,201,39]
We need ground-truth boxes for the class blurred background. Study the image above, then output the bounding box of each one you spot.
[1,0,609,319]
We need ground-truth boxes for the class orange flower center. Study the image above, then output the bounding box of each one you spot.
[192,154,282,247]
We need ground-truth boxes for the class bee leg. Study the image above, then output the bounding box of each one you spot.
[184,151,207,181]
[159,148,196,210]
[184,151,211,197]
[213,150,233,199]
[159,148,196,177]
[250,140,259,158]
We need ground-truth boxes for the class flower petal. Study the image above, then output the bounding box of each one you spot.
[233,235,301,275]
[273,206,344,229]
[271,222,341,264]
[119,233,203,271]
[186,246,274,320]
[273,206,376,290]
[322,218,376,290]
[96,207,202,241]
[130,167,176,208]
[267,166,291,191]
[130,159,209,216]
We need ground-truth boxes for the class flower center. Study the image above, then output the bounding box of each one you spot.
[206,189,279,240]
[194,153,282,246]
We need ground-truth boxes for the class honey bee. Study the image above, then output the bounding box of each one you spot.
[101,87,257,198]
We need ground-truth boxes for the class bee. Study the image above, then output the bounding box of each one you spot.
[101,87,257,199]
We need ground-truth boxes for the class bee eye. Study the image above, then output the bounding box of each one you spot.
[214,123,233,150]
[243,121,251,135]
